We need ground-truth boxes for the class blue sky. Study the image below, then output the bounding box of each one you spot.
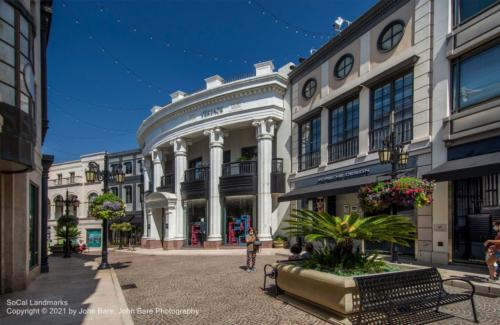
[44,0,377,162]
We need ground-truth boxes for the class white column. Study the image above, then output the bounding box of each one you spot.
[143,157,151,193]
[148,208,160,240]
[204,128,224,242]
[171,138,188,241]
[320,107,329,166]
[151,149,163,191]
[358,86,370,156]
[253,119,275,242]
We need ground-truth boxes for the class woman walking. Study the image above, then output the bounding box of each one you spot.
[484,221,500,281]
[246,227,258,272]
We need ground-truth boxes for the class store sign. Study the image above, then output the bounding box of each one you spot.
[317,168,370,184]
[201,106,223,118]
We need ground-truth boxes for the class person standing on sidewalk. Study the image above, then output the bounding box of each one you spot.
[484,221,500,281]
[246,227,258,272]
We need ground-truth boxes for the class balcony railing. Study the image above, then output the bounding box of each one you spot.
[298,151,320,171]
[184,167,209,182]
[370,119,412,151]
[271,158,283,173]
[159,174,174,193]
[222,161,257,176]
[328,137,359,163]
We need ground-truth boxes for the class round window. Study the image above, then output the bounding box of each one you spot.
[378,20,405,52]
[302,78,317,100]
[334,54,354,79]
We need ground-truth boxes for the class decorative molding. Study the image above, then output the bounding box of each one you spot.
[252,118,275,140]
[203,128,225,148]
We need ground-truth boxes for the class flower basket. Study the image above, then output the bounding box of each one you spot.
[89,193,125,220]
[359,177,434,213]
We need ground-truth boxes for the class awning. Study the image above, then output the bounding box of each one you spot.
[144,191,176,209]
[278,174,387,202]
[423,152,500,182]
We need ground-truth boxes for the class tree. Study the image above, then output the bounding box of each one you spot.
[111,222,133,249]
[56,214,79,258]
[285,210,416,272]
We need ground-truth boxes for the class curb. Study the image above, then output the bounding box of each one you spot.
[109,267,135,325]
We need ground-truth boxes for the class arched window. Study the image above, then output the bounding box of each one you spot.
[334,54,354,79]
[302,78,317,100]
[378,20,405,52]
[68,194,78,217]
[54,195,64,219]
[88,193,98,216]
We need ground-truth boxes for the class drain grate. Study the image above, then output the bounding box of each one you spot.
[121,283,137,290]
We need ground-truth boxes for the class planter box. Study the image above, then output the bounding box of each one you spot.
[276,263,359,315]
[275,263,418,317]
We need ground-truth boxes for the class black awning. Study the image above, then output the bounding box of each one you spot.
[278,174,385,202]
[423,152,500,182]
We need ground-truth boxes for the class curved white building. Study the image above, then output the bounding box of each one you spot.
[137,61,292,249]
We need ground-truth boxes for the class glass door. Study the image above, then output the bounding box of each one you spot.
[224,195,255,246]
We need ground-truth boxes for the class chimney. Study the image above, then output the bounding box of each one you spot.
[170,90,186,103]
[204,75,224,89]
[254,60,275,76]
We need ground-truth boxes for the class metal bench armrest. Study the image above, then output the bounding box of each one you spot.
[442,278,475,296]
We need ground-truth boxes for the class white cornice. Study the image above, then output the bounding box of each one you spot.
[137,73,288,143]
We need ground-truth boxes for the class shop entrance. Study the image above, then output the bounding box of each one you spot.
[453,175,500,263]
[185,199,207,247]
[223,195,255,246]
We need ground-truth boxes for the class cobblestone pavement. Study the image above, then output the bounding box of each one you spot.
[106,251,500,325]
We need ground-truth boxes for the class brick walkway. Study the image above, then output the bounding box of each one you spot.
[106,251,500,325]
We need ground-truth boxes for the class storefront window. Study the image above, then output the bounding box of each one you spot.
[452,43,500,112]
[224,196,254,246]
[186,199,207,246]
[453,174,499,263]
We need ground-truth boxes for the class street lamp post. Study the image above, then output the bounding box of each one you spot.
[377,111,409,263]
[57,189,80,258]
[85,154,125,269]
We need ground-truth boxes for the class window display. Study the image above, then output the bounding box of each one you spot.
[224,196,255,246]
[186,199,207,247]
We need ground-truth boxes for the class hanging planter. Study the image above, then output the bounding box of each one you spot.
[89,193,126,220]
[359,177,434,213]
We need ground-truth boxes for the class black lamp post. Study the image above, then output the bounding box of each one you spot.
[56,189,80,258]
[377,111,409,263]
[84,154,125,269]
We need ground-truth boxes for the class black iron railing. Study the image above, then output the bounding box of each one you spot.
[328,137,359,162]
[159,174,174,192]
[184,167,209,182]
[370,119,412,151]
[298,151,320,171]
[222,161,257,177]
[272,158,283,173]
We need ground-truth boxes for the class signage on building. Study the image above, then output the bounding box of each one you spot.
[201,106,223,118]
[317,168,370,184]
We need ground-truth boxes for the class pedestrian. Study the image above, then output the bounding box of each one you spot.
[288,243,302,260]
[301,242,314,259]
[245,227,258,272]
[484,221,500,281]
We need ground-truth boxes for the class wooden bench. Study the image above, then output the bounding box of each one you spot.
[354,267,478,324]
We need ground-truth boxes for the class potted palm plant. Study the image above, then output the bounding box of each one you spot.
[272,235,288,248]
[57,214,79,258]
[277,210,417,316]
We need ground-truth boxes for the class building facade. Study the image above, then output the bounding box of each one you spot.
[280,0,434,260]
[425,0,500,264]
[47,150,144,248]
[137,61,292,249]
[0,0,52,293]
